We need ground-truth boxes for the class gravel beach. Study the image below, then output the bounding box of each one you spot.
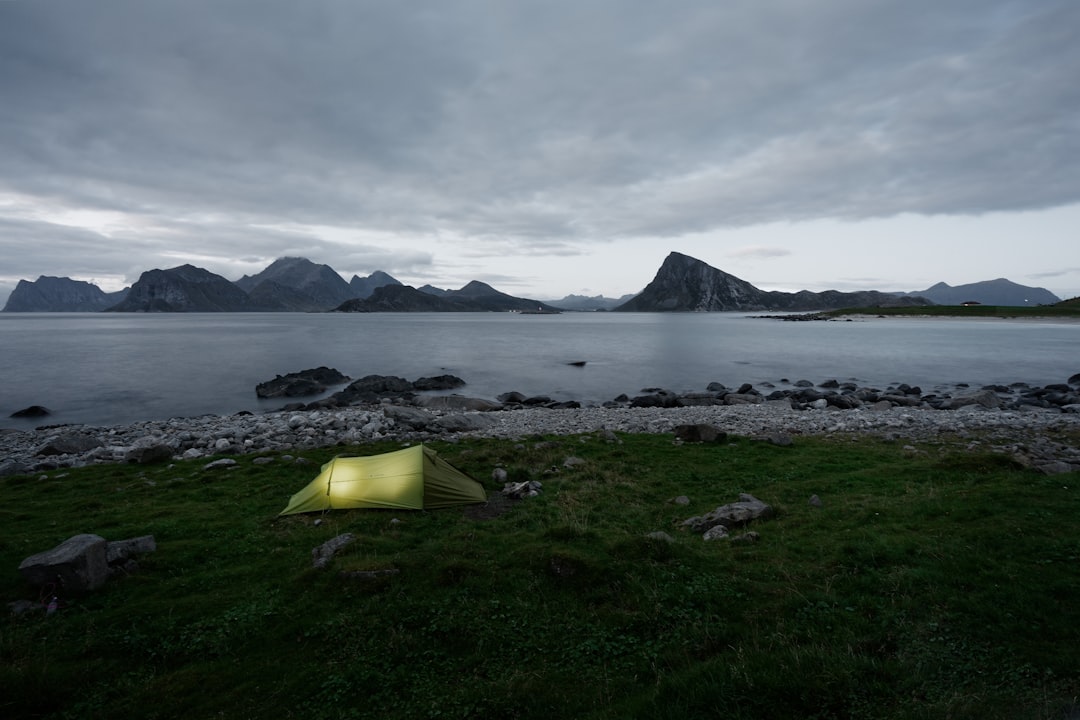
[3,399,1079,476]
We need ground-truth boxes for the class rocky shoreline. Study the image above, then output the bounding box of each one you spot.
[3,374,1080,477]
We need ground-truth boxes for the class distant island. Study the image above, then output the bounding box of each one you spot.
[2,252,1065,314]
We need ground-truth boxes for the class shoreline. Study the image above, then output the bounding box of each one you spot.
[3,395,1079,477]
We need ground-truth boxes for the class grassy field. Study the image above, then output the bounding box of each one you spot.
[2,432,1079,719]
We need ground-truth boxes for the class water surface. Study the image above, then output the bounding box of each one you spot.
[1,312,1075,429]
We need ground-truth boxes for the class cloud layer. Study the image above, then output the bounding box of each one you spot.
[2,0,1078,300]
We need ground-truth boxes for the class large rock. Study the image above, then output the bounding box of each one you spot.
[412,374,467,391]
[256,367,351,398]
[35,433,103,457]
[682,493,774,534]
[123,438,176,464]
[19,534,109,593]
[10,405,51,418]
[312,533,356,569]
[432,413,499,432]
[330,375,415,405]
[382,405,437,430]
[941,388,1004,410]
[630,390,681,408]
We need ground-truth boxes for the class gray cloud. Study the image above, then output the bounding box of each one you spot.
[727,246,793,259]
[1,0,1078,298]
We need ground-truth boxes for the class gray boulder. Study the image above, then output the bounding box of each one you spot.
[942,388,1004,410]
[124,440,176,464]
[313,533,356,569]
[19,534,109,593]
[432,413,499,432]
[702,525,729,541]
[382,405,437,430]
[35,433,103,457]
[682,493,774,534]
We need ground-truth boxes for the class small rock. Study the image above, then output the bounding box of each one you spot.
[11,405,51,418]
[312,533,356,569]
[645,531,675,543]
[203,458,238,470]
[703,525,730,541]
[809,494,823,507]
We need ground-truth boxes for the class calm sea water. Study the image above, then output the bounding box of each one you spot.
[1,312,1076,429]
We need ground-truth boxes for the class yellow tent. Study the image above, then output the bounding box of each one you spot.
[279,444,486,515]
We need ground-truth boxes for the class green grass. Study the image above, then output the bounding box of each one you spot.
[2,433,1079,719]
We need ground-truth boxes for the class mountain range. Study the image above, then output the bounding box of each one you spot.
[1,253,1062,313]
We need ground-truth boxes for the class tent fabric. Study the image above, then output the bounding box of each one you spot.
[279,444,486,515]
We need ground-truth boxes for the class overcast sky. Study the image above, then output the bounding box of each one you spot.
[2,0,1078,306]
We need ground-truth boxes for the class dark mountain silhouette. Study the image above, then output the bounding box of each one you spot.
[235,257,355,310]
[335,285,471,312]
[615,252,931,312]
[335,281,564,313]
[2,276,128,312]
[106,265,252,312]
[244,280,328,312]
[8,253,1056,314]
[544,293,637,311]
[898,279,1059,306]
[418,284,450,296]
[349,270,402,299]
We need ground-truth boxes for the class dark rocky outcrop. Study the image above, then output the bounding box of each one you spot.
[2,276,129,312]
[256,367,352,398]
[615,252,933,312]
[412,375,468,391]
[329,374,418,404]
[11,405,51,418]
